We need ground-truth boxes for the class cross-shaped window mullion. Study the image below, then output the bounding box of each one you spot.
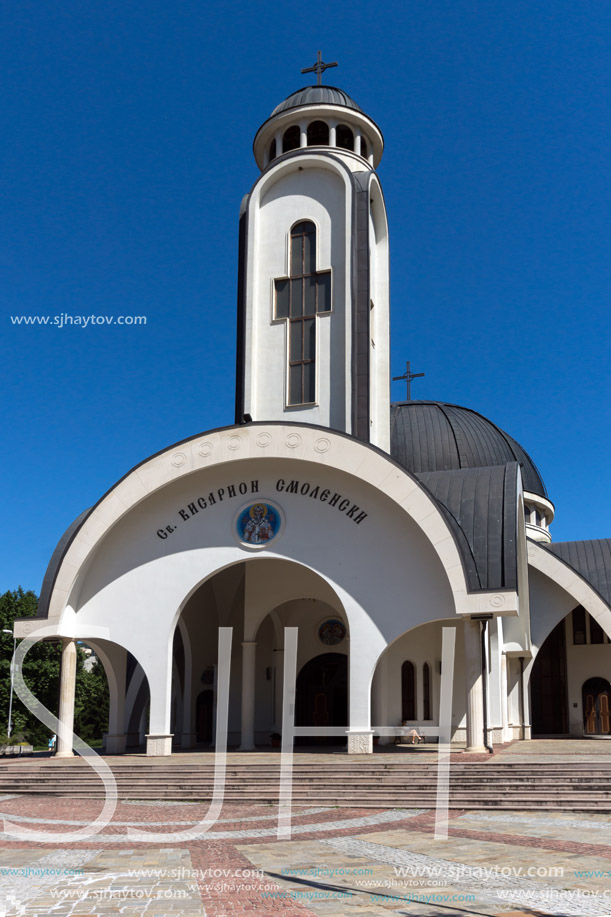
[274,221,332,405]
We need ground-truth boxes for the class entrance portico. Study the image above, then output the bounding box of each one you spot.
[15,422,523,756]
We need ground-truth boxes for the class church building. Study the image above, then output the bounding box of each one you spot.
[16,65,611,757]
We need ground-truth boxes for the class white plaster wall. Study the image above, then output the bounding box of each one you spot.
[370,621,466,742]
[368,177,390,452]
[61,457,456,737]
[529,566,577,651]
[245,160,351,430]
[563,615,611,736]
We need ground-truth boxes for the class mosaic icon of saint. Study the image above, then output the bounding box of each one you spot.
[243,503,274,544]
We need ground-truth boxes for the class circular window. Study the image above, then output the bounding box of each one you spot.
[318,618,346,646]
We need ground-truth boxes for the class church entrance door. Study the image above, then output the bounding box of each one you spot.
[295,653,348,746]
[531,620,569,735]
[196,690,214,744]
[583,677,611,735]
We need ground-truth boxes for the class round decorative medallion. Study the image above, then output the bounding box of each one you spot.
[256,432,272,448]
[489,594,505,608]
[285,433,302,449]
[236,501,282,547]
[171,452,187,467]
[228,436,242,451]
[314,437,331,453]
[198,442,214,457]
[318,618,346,646]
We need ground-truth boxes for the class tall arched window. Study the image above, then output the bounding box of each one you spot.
[360,136,368,159]
[282,125,300,153]
[401,661,416,722]
[336,124,354,151]
[274,222,331,405]
[307,120,329,146]
[422,663,431,720]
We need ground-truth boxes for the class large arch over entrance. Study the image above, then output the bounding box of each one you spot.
[18,423,514,756]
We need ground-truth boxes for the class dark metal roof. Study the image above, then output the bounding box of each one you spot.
[390,401,547,498]
[416,464,519,592]
[545,539,611,607]
[35,508,91,618]
[271,85,363,116]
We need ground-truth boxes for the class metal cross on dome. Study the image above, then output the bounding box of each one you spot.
[393,361,425,401]
[301,50,338,86]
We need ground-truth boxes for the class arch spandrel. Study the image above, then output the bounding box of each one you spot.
[528,540,611,649]
[20,424,511,648]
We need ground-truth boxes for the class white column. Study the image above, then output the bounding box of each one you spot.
[347,631,376,754]
[354,130,362,156]
[464,619,486,753]
[56,639,77,758]
[104,644,127,755]
[371,653,390,745]
[180,623,194,749]
[329,122,337,147]
[521,657,532,740]
[274,129,283,156]
[501,653,510,742]
[272,648,284,732]
[145,652,173,756]
[239,641,257,750]
[488,618,503,743]
[299,122,307,148]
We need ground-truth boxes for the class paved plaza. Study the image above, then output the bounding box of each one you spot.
[0,742,610,916]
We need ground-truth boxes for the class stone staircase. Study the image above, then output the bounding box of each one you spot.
[1,759,611,809]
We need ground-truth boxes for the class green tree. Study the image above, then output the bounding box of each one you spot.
[75,657,109,744]
[0,587,60,745]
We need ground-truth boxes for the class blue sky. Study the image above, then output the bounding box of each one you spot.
[1,0,610,592]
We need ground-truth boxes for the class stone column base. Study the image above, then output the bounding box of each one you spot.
[104,733,126,755]
[465,745,487,754]
[55,748,74,758]
[145,734,173,756]
[347,732,373,754]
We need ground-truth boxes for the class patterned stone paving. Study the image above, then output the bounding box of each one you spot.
[0,800,610,915]
[1,742,611,916]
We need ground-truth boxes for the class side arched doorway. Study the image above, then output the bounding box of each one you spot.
[583,677,611,735]
[531,620,569,736]
[296,653,348,746]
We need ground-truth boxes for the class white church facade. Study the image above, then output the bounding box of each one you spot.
[15,74,611,757]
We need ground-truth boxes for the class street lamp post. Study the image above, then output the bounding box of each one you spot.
[2,630,16,738]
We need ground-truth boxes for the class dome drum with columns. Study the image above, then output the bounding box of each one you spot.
[254,86,384,170]
[17,65,611,757]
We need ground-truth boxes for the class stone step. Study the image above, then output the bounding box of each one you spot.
[0,773,609,791]
[5,784,611,798]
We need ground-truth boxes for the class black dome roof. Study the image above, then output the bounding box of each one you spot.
[271,85,363,116]
[390,401,547,498]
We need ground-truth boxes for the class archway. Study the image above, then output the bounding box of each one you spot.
[583,677,611,735]
[530,620,568,736]
[296,653,348,746]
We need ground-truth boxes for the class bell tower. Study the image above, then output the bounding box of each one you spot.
[235,61,390,450]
